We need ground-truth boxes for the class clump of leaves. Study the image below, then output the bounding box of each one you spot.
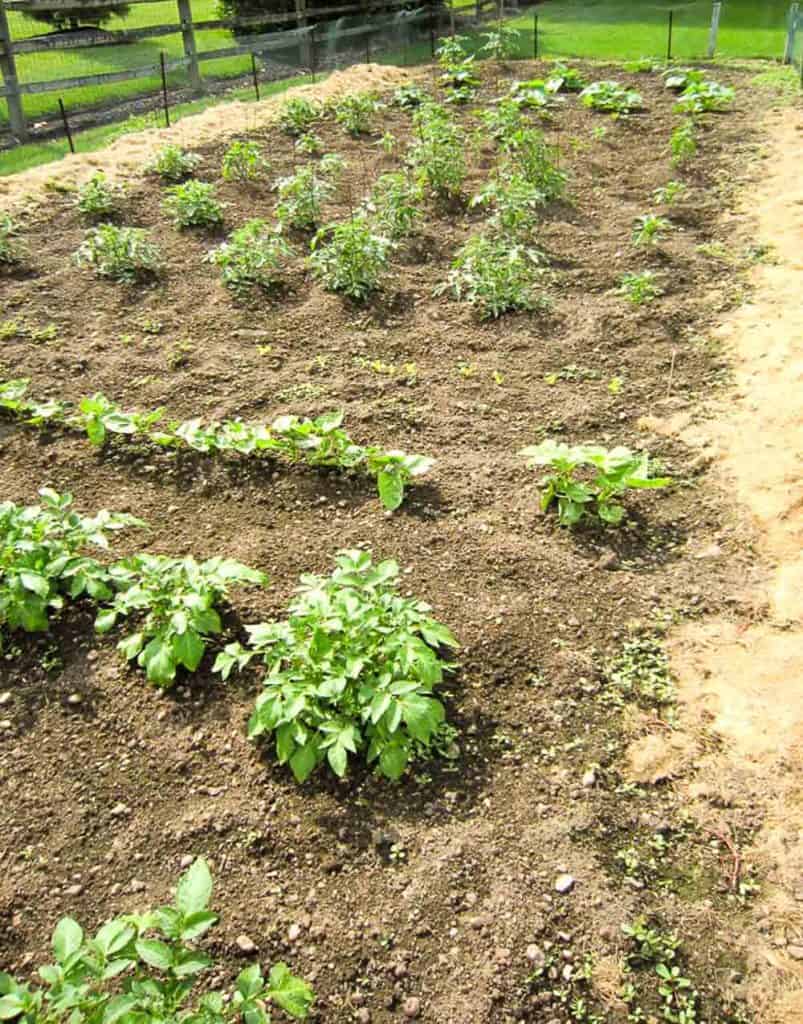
[605,634,675,708]
[145,143,202,182]
[622,919,682,965]
[408,102,467,200]
[76,173,123,219]
[670,119,697,165]
[632,213,671,246]
[74,223,162,282]
[580,80,643,114]
[471,174,544,238]
[215,549,458,782]
[96,554,267,686]
[333,91,379,136]
[439,53,481,104]
[273,161,339,231]
[163,180,224,229]
[501,128,567,200]
[653,179,687,205]
[480,25,521,60]
[519,439,671,526]
[364,172,422,240]
[663,67,707,91]
[206,219,293,296]
[278,97,321,135]
[309,215,392,302]
[549,61,587,92]
[480,97,525,141]
[0,858,314,1022]
[393,82,428,108]
[618,270,664,304]
[294,131,323,155]
[675,79,734,114]
[624,57,660,73]
[221,140,270,182]
[440,234,548,319]
[0,214,23,265]
[0,488,141,641]
[71,392,164,446]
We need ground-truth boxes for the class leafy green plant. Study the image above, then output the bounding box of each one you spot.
[214,549,458,782]
[0,859,314,1023]
[670,119,697,165]
[501,128,567,200]
[74,224,161,282]
[393,82,428,108]
[624,57,660,73]
[549,61,587,92]
[163,180,224,229]
[580,81,643,114]
[206,220,293,296]
[0,214,23,265]
[435,35,469,68]
[145,144,202,182]
[604,632,676,708]
[439,235,548,319]
[519,439,671,526]
[663,67,707,91]
[632,213,671,246]
[71,392,164,445]
[674,79,734,114]
[471,174,545,238]
[439,55,481,103]
[221,140,270,182]
[274,163,337,231]
[479,98,525,140]
[507,77,559,110]
[622,919,682,966]
[309,215,392,301]
[96,554,267,686]
[333,91,379,136]
[480,25,521,60]
[278,96,321,136]
[408,103,467,200]
[653,180,687,205]
[0,488,141,641]
[364,172,421,240]
[294,130,323,155]
[618,270,663,304]
[76,173,123,219]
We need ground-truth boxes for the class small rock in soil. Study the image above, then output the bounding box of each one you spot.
[111,802,130,817]
[0,692,11,705]
[65,884,83,896]
[554,874,575,894]
[180,854,194,868]
[0,719,12,730]
[288,923,302,942]
[67,693,83,705]
[595,551,618,570]
[581,769,596,787]
[403,997,421,1019]
[356,1010,371,1024]
[235,934,257,954]
[526,944,546,967]
[787,945,803,961]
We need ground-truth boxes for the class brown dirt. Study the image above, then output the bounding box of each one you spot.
[0,61,797,1023]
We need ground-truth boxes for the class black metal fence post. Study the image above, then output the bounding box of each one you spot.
[667,10,674,61]
[429,0,436,59]
[311,24,317,82]
[251,52,260,101]
[160,51,170,127]
[534,13,539,59]
[58,98,74,154]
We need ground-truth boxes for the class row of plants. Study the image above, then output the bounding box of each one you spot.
[0,379,433,512]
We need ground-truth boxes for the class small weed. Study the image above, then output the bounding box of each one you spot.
[603,633,675,708]
[618,270,664,304]
[0,215,23,265]
[653,180,687,205]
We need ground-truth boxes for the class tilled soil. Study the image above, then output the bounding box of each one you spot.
[0,61,780,1023]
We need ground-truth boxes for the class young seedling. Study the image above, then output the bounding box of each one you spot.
[632,213,671,247]
[501,128,567,201]
[580,81,643,114]
[214,549,458,782]
[294,131,323,155]
[163,181,224,229]
[309,215,392,302]
[480,25,521,61]
[76,173,123,219]
[653,180,687,205]
[221,140,270,182]
[74,224,161,282]
[670,119,697,166]
[471,175,545,238]
[618,270,664,304]
[392,82,428,109]
[206,220,293,296]
[145,143,202,182]
[519,439,671,526]
[273,163,338,231]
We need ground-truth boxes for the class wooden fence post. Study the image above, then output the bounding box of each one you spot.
[707,1,722,58]
[784,2,799,63]
[0,1,27,140]
[176,0,202,92]
[295,0,312,70]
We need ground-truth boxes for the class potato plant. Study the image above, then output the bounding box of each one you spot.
[439,235,548,320]
[519,439,671,526]
[96,554,267,687]
[206,220,293,296]
[163,180,224,229]
[74,224,161,282]
[145,143,202,182]
[215,549,458,782]
[0,488,141,641]
[0,859,314,1023]
[580,81,643,114]
[309,215,392,301]
[674,79,734,114]
[221,140,270,182]
[75,173,123,219]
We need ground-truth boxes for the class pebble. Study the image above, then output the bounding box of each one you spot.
[788,946,803,961]
[554,874,575,894]
[180,854,194,868]
[288,923,302,942]
[0,720,12,730]
[65,884,83,896]
[402,997,421,1019]
[66,693,82,705]
[0,692,11,705]
[595,551,618,571]
[581,769,596,788]
[111,802,130,817]
[526,944,546,967]
[235,934,257,954]
[130,879,146,893]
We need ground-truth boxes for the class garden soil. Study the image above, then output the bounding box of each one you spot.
[1,61,802,1024]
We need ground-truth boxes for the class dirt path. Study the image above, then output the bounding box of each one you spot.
[662,109,803,1022]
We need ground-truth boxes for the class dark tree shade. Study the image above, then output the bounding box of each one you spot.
[23,3,132,32]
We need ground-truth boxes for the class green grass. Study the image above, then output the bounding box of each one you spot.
[0,73,314,176]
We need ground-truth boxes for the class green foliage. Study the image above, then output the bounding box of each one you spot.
[0,215,23,265]
[604,634,675,708]
[439,54,481,104]
[333,92,380,136]
[393,82,428,109]
[76,173,123,219]
[507,77,559,110]
[408,103,467,200]
[519,439,671,526]
[0,488,140,642]
[580,81,643,114]
[278,97,321,136]
[622,919,682,966]
[145,144,202,182]
[74,223,161,282]
[309,215,392,301]
[221,140,270,182]
[471,175,545,238]
[674,79,735,114]
[163,181,224,229]
[479,98,525,141]
[618,270,663,304]
[294,131,323,155]
[480,26,521,60]
[273,160,339,231]
[500,128,567,200]
[624,57,660,73]
[206,220,293,296]
[549,61,587,92]
[653,180,687,205]
[0,859,314,1023]
[214,549,458,783]
[440,235,548,319]
[632,213,671,246]
[72,392,164,445]
[670,119,697,166]
[96,555,266,687]
[364,172,422,240]
[435,35,469,68]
